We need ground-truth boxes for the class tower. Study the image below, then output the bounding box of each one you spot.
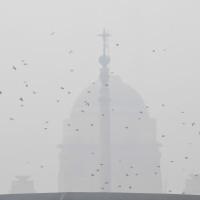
[98,29,111,192]
[58,30,162,193]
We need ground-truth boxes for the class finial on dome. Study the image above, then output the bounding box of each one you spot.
[98,29,111,66]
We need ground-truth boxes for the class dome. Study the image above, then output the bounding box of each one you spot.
[58,74,162,193]
[72,75,147,116]
[63,75,156,145]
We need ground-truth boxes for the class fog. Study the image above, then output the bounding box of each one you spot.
[0,0,200,195]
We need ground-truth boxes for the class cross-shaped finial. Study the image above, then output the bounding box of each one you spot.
[98,29,110,40]
[98,29,110,55]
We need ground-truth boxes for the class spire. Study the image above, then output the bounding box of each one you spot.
[98,29,111,67]
[98,29,110,56]
[98,29,111,192]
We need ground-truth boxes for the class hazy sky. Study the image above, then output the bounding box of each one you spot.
[0,0,200,194]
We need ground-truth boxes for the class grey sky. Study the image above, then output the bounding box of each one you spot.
[0,0,200,194]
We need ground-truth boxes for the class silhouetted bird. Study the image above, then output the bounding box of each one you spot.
[161,134,166,138]
[12,66,17,70]
[19,97,24,102]
[84,101,90,106]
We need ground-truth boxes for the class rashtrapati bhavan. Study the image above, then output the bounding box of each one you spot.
[58,30,162,193]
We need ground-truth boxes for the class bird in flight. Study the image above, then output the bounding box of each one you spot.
[12,65,17,70]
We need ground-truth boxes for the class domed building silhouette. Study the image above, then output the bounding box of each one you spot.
[58,30,162,193]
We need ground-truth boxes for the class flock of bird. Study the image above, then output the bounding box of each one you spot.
[2,33,198,194]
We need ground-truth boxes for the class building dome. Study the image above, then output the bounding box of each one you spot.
[58,75,162,193]
[68,75,151,144]
[72,75,146,115]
